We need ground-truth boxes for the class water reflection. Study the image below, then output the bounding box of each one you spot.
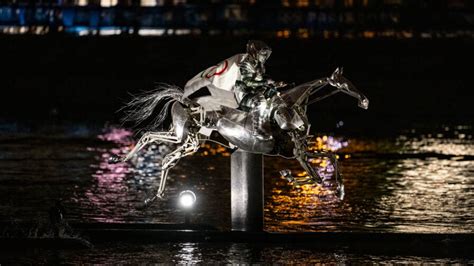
[0,123,472,233]
[174,242,202,264]
[85,127,134,222]
[84,125,474,232]
[1,241,471,264]
[376,158,474,232]
[400,128,473,156]
[265,125,474,232]
[84,126,233,224]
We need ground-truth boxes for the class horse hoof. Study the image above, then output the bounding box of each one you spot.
[108,156,122,164]
[280,169,294,182]
[144,196,156,206]
[142,193,164,208]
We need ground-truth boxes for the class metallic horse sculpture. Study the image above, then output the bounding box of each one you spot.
[112,47,368,205]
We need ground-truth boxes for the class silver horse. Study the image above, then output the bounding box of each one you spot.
[113,67,368,204]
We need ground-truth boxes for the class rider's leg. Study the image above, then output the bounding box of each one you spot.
[249,94,267,136]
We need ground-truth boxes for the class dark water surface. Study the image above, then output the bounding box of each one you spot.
[0,123,472,233]
[1,242,473,264]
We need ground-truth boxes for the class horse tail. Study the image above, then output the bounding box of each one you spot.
[121,83,184,131]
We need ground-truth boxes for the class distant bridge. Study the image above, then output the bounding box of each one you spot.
[0,4,473,38]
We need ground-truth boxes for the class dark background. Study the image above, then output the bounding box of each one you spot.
[0,36,472,136]
[1,0,473,135]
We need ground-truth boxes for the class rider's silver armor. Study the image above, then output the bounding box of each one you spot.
[235,41,274,135]
[235,61,266,104]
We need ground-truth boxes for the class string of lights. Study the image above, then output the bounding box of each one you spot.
[0,0,473,38]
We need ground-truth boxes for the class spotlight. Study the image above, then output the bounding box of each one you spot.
[179,190,196,209]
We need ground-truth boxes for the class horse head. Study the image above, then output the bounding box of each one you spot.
[328,67,369,109]
[279,67,369,110]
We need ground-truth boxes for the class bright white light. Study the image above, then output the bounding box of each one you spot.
[99,28,121,36]
[179,190,196,209]
[77,0,88,6]
[138,29,165,36]
[101,0,117,7]
[141,0,157,6]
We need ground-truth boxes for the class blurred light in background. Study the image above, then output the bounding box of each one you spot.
[0,0,473,39]
[100,0,118,7]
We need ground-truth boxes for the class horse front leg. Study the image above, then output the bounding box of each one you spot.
[280,146,323,186]
[280,132,344,200]
[280,132,323,185]
[306,151,344,200]
[281,150,344,200]
[295,149,324,185]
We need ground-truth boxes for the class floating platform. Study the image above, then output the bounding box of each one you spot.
[1,222,473,258]
[76,223,474,258]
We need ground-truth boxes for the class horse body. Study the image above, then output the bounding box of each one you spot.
[116,68,368,204]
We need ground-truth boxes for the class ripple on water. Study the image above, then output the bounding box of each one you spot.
[0,125,472,233]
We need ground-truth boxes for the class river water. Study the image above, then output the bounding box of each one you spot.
[1,241,472,264]
[0,123,472,234]
[0,121,473,263]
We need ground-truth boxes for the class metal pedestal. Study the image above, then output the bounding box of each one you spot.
[231,150,264,232]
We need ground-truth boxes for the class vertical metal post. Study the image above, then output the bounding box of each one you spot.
[231,149,264,232]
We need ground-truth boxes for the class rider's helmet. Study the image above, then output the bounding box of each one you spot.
[246,40,272,64]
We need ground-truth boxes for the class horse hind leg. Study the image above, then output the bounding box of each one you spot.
[144,134,200,205]
[109,130,181,164]
[111,102,192,164]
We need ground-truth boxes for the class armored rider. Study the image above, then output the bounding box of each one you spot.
[235,40,285,135]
